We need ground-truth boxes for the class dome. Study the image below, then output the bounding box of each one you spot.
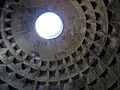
[0,0,120,90]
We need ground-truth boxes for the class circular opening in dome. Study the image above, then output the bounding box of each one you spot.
[35,12,64,39]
